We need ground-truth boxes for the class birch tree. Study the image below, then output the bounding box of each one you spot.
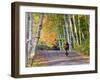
[30,14,44,58]
[68,15,75,48]
[78,15,82,44]
[82,32,85,40]
[57,35,62,51]
[72,15,79,45]
[25,12,33,65]
[64,15,71,51]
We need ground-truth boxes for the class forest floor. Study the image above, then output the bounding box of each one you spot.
[30,50,89,67]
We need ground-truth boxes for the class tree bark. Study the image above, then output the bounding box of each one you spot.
[82,32,85,40]
[30,14,44,58]
[25,12,33,66]
[64,15,71,51]
[68,15,75,48]
[72,15,79,45]
[78,15,82,44]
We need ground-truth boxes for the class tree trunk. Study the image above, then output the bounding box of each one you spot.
[63,25,66,41]
[82,32,85,40]
[68,15,75,48]
[78,15,82,44]
[30,14,44,58]
[72,15,79,45]
[58,35,62,51]
[64,15,71,51]
[62,25,66,51]
[25,12,33,66]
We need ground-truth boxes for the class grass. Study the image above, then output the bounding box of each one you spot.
[74,41,89,56]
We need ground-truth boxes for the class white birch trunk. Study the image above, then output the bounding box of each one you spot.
[30,14,44,58]
[78,16,82,44]
[58,35,62,51]
[82,32,85,40]
[72,15,79,45]
[63,25,66,40]
[68,15,75,48]
[62,25,66,51]
[25,12,33,65]
[64,15,71,51]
